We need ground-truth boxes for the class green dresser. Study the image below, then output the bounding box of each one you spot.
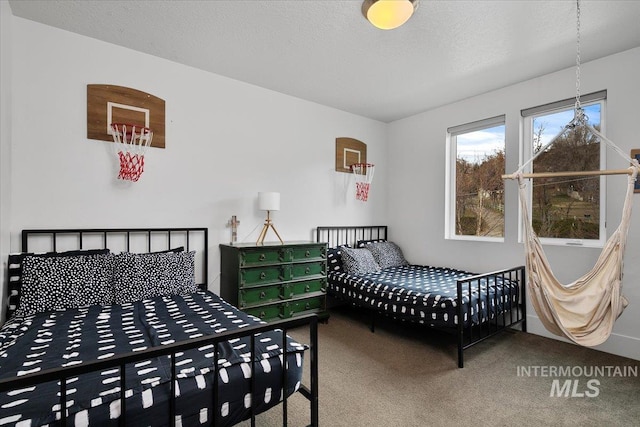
[219,242,328,322]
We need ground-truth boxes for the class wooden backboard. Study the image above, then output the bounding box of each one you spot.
[336,137,367,173]
[87,84,165,149]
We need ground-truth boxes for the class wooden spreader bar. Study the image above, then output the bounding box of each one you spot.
[502,168,636,180]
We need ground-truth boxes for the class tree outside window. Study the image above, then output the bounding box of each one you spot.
[449,121,505,240]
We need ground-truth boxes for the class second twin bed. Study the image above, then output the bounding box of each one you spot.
[316,225,527,368]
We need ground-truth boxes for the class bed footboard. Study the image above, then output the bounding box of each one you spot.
[456,265,527,368]
[0,314,319,427]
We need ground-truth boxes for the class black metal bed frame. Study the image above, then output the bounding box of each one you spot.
[1,227,319,427]
[316,225,527,368]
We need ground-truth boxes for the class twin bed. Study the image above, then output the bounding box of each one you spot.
[0,228,318,427]
[316,225,527,368]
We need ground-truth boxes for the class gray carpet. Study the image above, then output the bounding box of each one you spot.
[240,306,640,426]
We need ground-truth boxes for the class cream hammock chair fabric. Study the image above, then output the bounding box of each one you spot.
[514,161,638,346]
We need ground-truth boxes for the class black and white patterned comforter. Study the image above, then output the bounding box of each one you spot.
[0,291,306,427]
[328,265,519,328]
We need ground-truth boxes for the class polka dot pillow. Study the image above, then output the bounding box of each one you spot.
[113,251,197,304]
[7,248,111,320]
[340,246,380,275]
[15,253,115,317]
[365,241,409,269]
[357,239,386,248]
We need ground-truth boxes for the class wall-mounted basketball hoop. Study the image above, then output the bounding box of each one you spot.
[350,163,375,202]
[87,84,165,148]
[110,123,153,182]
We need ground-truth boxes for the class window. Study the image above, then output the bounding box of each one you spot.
[521,92,606,247]
[446,116,505,241]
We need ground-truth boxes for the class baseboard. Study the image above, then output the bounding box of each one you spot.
[526,315,640,361]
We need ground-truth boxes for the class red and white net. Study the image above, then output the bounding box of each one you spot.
[110,123,153,182]
[350,163,375,202]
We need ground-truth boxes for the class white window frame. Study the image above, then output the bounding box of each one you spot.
[445,115,506,243]
[520,92,607,248]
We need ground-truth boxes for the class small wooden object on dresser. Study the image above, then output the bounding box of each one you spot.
[219,241,328,322]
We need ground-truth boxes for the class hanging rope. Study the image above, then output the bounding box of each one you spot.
[574,0,582,115]
[507,121,640,180]
[507,0,639,180]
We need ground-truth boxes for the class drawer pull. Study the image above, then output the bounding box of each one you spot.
[305,267,311,274]
[259,254,266,261]
[305,303,311,310]
[259,311,266,318]
[305,250,311,257]
[260,272,267,280]
[259,291,266,299]
[305,285,311,292]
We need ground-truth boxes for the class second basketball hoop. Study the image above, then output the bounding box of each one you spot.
[110,123,153,182]
[350,163,375,202]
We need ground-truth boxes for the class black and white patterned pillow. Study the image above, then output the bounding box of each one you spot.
[113,251,197,304]
[327,245,350,274]
[7,249,111,320]
[365,241,409,268]
[15,253,115,317]
[357,239,386,248]
[341,246,380,275]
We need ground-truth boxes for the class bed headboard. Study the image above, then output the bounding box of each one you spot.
[315,226,387,248]
[20,227,208,287]
[7,227,208,321]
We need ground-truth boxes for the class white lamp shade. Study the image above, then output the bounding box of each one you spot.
[258,192,280,211]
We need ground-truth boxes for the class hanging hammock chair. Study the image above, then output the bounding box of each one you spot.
[513,164,637,346]
[502,0,640,347]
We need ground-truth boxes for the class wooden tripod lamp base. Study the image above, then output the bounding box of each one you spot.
[256,192,284,245]
[256,211,283,245]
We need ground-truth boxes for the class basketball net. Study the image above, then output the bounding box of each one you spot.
[350,163,375,202]
[110,123,153,182]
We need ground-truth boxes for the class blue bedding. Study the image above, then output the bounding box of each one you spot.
[327,265,519,328]
[0,291,305,427]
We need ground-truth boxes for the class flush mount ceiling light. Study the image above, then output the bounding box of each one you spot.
[362,0,419,30]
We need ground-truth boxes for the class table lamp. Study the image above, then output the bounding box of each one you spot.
[256,192,284,245]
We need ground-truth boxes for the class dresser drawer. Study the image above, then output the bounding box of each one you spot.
[240,248,284,267]
[241,265,284,286]
[245,304,281,322]
[239,284,281,308]
[290,261,325,280]
[281,296,325,318]
[290,245,326,262]
[281,278,326,300]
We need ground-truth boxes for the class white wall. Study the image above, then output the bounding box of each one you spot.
[388,47,640,360]
[5,17,388,310]
[0,0,13,323]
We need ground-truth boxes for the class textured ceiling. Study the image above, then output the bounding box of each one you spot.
[7,0,640,122]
